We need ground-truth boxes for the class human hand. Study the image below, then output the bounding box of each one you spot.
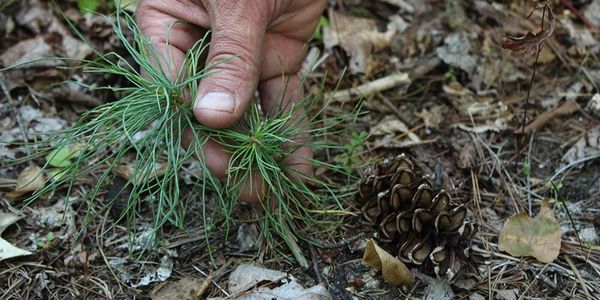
[136,0,326,203]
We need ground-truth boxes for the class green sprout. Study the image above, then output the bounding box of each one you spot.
[334,131,368,175]
[311,16,329,43]
[1,5,359,266]
[36,231,56,250]
[522,159,531,177]
[444,66,457,82]
[77,0,101,12]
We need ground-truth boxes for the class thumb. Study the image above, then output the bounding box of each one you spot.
[194,1,268,128]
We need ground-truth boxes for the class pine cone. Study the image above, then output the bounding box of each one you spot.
[355,154,477,278]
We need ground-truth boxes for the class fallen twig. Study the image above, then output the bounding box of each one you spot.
[517,262,550,300]
[517,100,580,134]
[565,255,593,300]
[547,153,600,183]
[330,72,410,103]
[526,131,535,215]
[560,0,598,30]
[193,265,230,297]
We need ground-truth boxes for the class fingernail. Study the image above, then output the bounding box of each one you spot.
[195,92,235,113]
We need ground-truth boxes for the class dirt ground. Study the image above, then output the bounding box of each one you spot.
[1,0,600,299]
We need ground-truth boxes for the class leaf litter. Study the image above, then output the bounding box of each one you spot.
[208,264,331,300]
[561,126,600,166]
[2,0,600,298]
[0,212,33,261]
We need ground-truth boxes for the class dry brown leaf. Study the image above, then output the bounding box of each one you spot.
[363,239,415,286]
[5,165,46,199]
[151,276,212,300]
[501,4,555,56]
[15,165,45,192]
[498,199,561,263]
[323,10,396,75]
[369,117,421,143]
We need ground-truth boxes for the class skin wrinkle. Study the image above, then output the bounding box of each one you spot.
[138,0,209,28]
[260,34,306,80]
[137,0,326,202]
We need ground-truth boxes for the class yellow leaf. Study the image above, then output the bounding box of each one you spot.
[498,199,561,263]
[363,239,415,286]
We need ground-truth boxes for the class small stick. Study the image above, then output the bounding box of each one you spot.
[517,100,580,135]
[526,131,535,215]
[560,0,597,29]
[193,265,230,297]
[330,72,410,103]
[565,255,593,300]
[309,245,324,284]
[471,169,483,221]
[536,274,571,297]
[517,263,550,300]
[518,9,544,140]
[547,153,600,183]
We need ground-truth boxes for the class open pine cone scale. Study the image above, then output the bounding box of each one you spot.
[355,154,477,278]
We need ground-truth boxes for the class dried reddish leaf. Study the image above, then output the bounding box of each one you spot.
[501,4,555,55]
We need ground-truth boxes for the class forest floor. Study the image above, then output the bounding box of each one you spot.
[1,0,600,299]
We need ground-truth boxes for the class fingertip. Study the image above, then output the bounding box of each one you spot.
[193,92,242,128]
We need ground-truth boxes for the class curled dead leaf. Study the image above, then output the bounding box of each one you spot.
[363,239,415,286]
[15,165,45,192]
[498,199,561,263]
[5,164,46,199]
[323,10,396,75]
[501,4,555,56]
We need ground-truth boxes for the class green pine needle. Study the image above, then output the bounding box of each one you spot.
[1,5,361,265]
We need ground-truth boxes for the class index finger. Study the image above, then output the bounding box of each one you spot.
[136,0,206,82]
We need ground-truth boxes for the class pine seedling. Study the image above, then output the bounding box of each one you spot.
[5,9,223,249]
[1,6,360,264]
[204,81,362,265]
